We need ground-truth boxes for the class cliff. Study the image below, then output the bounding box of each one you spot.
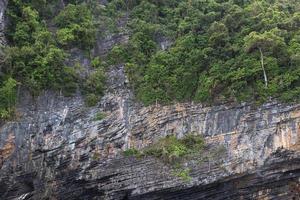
[0,0,6,46]
[1,62,300,199]
[1,1,300,199]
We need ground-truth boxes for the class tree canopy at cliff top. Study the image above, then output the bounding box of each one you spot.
[0,0,300,120]
[109,0,300,105]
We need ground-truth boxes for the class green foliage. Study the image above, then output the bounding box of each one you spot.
[55,4,96,49]
[181,134,205,152]
[107,45,128,65]
[56,28,76,46]
[60,66,79,97]
[3,1,105,114]
[123,134,204,163]
[84,68,106,96]
[93,112,106,121]
[13,6,40,46]
[91,56,102,68]
[119,0,300,105]
[85,93,99,107]
[123,148,140,157]
[4,4,70,94]
[123,134,204,182]
[131,134,204,158]
[144,135,188,162]
[143,134,204,163]
[3,0,300,117]
[83,67,106,106]
[6,43,66,92]
[0,78,18,120]
[173,168,192,182]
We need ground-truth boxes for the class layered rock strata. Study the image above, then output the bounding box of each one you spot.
[1,64,300,199]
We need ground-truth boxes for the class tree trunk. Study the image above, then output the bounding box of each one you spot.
[259,48,268,88]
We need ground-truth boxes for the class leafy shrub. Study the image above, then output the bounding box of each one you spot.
[4,4,70,94]
[55,4,96,49]
[60,67,79,97]
[93,112,106,121]
[56,28,76,46]
[107,45,128,65]
[122,134,204,182]
[85,93,99,107]
[84,69,106,96]
[143,134,204,163]
[121,0,300,105]
[123,134,205,162]
[123,148,140,157]
[182,134,205,152]
[91,56,102,68]
[0,78,18,120]
[3,1,107,117]
[173,168,192,182]
[83,68,106,107]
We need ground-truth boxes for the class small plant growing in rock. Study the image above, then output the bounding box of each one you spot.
[142,134,205,163]
[122,134,205,182]
[91,56,102,68]
[0,78,18,120]
[173,168,192,182]
[85,93,99,107]
[107,45,127,65]
[61,66,79,97]
[83,68,106,107]
[84,69,106,96]
[123,148,141,157]
[92,152,101,160]
[93,112,106,121]
[181,134,205,154]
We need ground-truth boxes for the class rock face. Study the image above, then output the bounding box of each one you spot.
[1,61,300,199]
[1,2,300,200]
[0,0,7,46]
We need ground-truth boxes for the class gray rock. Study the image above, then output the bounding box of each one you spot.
[0,0,7,46]
[1,60,300,199]
[1,1,300,199]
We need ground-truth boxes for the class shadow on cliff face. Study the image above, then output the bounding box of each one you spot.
[1,0,300,198]
[127,150,300,200]
[2,149,299,200]
[0,181,8,196]
[0,179,34,199]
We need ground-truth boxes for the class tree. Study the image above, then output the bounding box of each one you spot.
[13,6,40,46]
[244,29,286,87]
[0,78,17,120]
[288,34,300,67]
[208,22,229,48]
[54,4,96,49]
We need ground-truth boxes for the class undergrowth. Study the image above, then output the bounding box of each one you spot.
[123,134,205,181]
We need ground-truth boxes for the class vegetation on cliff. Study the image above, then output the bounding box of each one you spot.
[123,133,226,181]
[0,0,105,119]
[0,0,300,119]
[0,78,17,119]
[110,0,300,105]
[123,134,205,181]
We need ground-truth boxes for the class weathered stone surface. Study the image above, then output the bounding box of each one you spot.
[1,1,300,199]
[1,62,300,199]
[0,0,7,46]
